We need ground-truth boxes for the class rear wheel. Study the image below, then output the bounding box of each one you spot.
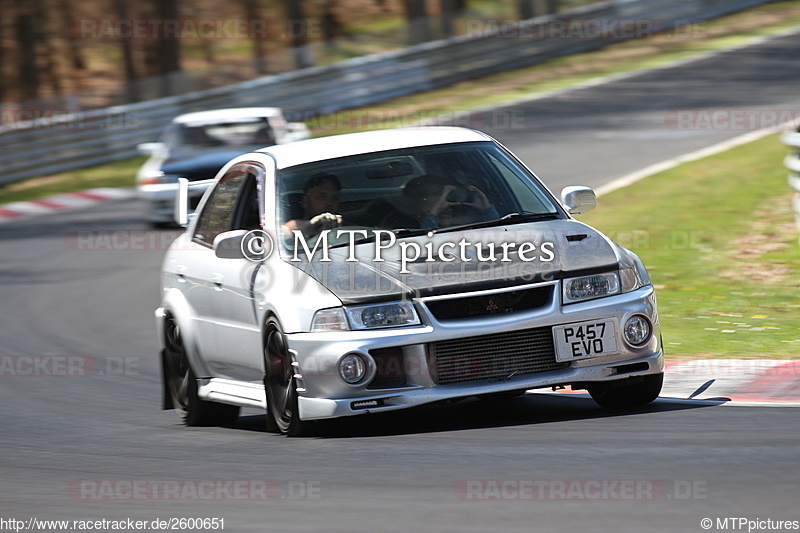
[163,318,240,426]
[263,318,311,437]
[587,373,663,409]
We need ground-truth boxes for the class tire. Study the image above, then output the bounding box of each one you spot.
[163,318,240,426]
[587,373,663,409]
[263,318,311,437]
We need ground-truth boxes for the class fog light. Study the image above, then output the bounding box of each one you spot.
[338,353,367,384]
[624,315,651,346]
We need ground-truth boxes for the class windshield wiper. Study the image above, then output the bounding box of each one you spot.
[429,212,560,235]
[328,213,559,248]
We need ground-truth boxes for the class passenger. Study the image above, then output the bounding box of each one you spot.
[281,172,343,239]
[382,175,498,229]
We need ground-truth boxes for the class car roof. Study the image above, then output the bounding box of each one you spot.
[172,107,283,124]
[257,126,492,169]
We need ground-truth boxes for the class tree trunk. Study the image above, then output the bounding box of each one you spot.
[518,0,534,20]
[32,0,63,96]
[0,9,6,101]
[321,0,345,45]
[113,0,140,102]
[58,0,86,70]
[242,0,268,75]
[534,0,559,16]
[14,2,40,100]
[156,0,182,96]
[403,0,432,45]
[284,0,313,70]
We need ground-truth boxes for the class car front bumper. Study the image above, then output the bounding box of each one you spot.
[287,283,663,421]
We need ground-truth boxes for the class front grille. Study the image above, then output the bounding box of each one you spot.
[425,285,552,321]
[367,347,407,389]
[428,327,567,385]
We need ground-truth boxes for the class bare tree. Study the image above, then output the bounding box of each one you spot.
[518,0,534,20]
[0,8,6,101]
[32,0,63,96]
[536,0,559,16]
[242,0,268,75]
[156,0,182,95]
[113,0,140,102]
[14,0,40,101]
[320,0,346,46]
[403,0,432,45]
[284,0,312,69]
[440,0,466,38]
[58,0,86,71]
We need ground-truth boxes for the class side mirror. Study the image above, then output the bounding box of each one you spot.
[175,178,190,227]
[137,142,165,155]
[174,177,214,227]
[561,186,597,215]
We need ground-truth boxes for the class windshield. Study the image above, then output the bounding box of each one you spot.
[277,141,563,251]
[165,118,277,151]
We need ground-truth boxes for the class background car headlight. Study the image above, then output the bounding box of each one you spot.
[562,272,620,304]
[311,308,349,331]
[338,353,367,384]
[138,171,181,186]
[346,302,420,329]
[624,315,652,346]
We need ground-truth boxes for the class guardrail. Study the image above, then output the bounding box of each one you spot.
[0,0,773,185]
[782,130,800,233]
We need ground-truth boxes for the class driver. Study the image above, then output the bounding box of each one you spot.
[383,175,498,229]
[281,172,343,240]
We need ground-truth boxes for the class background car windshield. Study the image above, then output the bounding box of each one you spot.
[278,141,561,249]
[165,118,276,151]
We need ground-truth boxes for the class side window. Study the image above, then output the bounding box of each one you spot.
[193,169,249,245]
[231,173,262,231]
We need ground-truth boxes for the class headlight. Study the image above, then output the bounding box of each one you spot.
[338,353,367,384]
[624,315,652,346]
[618,249,651,293]
[310,308,349,331]
[346,302,420,329]
[562,272,620,304]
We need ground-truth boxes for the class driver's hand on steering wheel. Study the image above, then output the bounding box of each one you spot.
[309,212,343,232]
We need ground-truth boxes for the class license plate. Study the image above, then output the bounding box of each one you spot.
[553,319,619,362]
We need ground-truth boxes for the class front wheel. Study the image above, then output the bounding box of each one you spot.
[263,318,312,437]
[163,318,240,426]
[587,373,663,409]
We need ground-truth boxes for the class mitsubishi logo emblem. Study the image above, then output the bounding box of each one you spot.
[486,299,499,312]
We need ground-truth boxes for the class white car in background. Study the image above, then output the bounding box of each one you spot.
[156,126,664,436]
[136,107,309,226]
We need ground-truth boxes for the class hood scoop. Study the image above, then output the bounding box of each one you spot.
[565,233,589,243]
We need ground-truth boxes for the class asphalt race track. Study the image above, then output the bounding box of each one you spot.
[1,30,799,532]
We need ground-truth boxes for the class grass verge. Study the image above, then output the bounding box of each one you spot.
[2,1,800,205]
[577,133,800,358]
[0,157,146,205]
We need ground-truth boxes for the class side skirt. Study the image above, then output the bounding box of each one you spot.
[197,378,267,409]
